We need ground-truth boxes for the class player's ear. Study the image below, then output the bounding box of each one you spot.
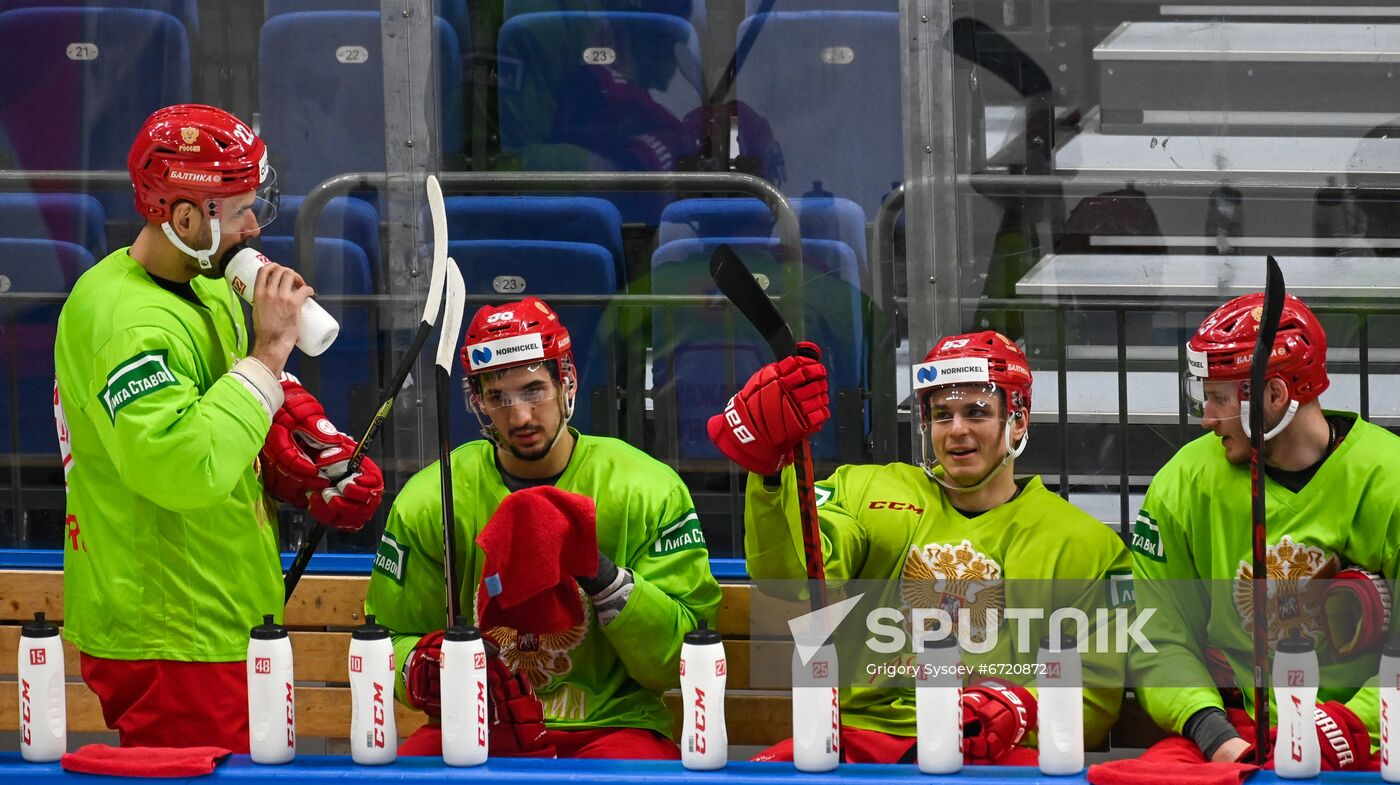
[169,200,200,240]
[1266,376,1291,409]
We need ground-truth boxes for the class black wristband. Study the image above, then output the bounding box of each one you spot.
[1184,706,1241,761]
[577,551,619,596]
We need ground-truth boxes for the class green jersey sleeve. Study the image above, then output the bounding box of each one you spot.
[80,323,269,510]
[1131,473,1225,734]
[363,459,473,705]
[597,479,722,692]
[743,465,871,583]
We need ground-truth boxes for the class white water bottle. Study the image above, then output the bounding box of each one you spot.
[247,614,295,764]
[915,635,962,774]
[225,246,340,356]
[348,614,397,765]
[792,642,839,772]
[18,612,65,762]
[1037,634,1084,776]
[1273,636,1320,779]
[681,621,727,770]
[1380,639,1400,783]
[441,618,488,767]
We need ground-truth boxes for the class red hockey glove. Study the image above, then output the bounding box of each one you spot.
[706,341,829,475]
[260,374,344,508]
[483,636,555,758]
[307,447,383,533]
[1267,701,1373,772]
[1322,568,1391,658]
[961,679,1037,764]
[403,630,446,718]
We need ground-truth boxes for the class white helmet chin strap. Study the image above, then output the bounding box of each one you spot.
[1239,398,1300,441]
[160,199,222,273]
[925,414,1029,493]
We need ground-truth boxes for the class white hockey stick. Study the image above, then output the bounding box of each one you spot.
[434,258,467,624]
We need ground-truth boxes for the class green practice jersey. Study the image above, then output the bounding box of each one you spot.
[365,433,722,737]
[746,463,1131,747]
[1132,413,1400,750]
[55,249,281,662]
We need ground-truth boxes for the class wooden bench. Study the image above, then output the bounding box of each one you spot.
[0,571,1163,750]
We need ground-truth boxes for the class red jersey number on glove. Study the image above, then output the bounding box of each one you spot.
[706,341,829,476]
[961,680,1037,764]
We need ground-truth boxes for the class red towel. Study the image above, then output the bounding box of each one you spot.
[476,486,598,634]
[1087,738,1259,785]
[60,744,232,777]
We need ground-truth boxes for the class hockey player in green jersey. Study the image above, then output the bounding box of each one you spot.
[54,104,383,751]
[1128,292,1395,772]
[364,296,721,759]
[708,331,1130,764]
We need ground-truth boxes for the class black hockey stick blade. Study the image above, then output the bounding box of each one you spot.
[709,243,798,359]
[1248,254,1285,763]
[707,243,827,612]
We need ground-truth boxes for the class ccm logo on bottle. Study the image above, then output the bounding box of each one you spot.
[19,678,31,746]
[372,682,388,748]
[477,680,488,747]
[285,683,296,748]
[692,687,708,754]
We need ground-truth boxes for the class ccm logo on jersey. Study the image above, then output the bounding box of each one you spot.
[722,396,754,443]
[868,500,924,514]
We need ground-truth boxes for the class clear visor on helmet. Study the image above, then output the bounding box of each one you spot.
[1182,376,1245,421]
[215,166,279,231]
[920,382,1004,428]
[475,375,559,411]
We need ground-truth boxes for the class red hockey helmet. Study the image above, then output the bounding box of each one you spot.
[460,297,577,446]
[912,331,1033,492]
[1186,292,1329,404]
[913,330,1033,414]
[128,104,272,225]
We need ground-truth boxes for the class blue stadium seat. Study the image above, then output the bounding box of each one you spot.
[505,0,706,36]
[0,0,197,36]
[443,197,624,289]
[497,11,704,224]
[658,196,868,272]
[744,0,895,14]
[259,11,463,195]
[0,8,190,176]
[735,12,901,217]
[446,239,618,440]
[649,237,864,462]
[258,236,377,431]
[263,0,469,55]
[0,194,106,262]
[0,239,94,455]
[263,195,381,284]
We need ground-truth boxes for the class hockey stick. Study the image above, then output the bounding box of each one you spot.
[1248,255,1285,763]
[709,243,828,612]
[435,259,467,625]
[283,175,452,602]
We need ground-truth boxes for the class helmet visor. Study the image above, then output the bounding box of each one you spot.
[920,382,1004,429]
[1182,376,1245,420]
[216,167,279,231]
